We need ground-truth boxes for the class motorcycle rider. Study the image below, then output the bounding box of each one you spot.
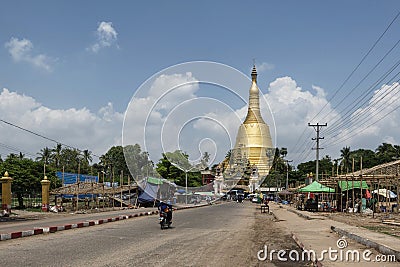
[158,201,173,224]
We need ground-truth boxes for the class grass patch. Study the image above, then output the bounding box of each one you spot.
[362,225,400,239]
[24,207,42,212]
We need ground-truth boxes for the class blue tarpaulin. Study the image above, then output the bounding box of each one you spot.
[138,183,158,203]
[56,172,98,185]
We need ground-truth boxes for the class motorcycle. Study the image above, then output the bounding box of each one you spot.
[159,207,172,230]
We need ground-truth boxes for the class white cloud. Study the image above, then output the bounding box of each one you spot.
[332,82,400,155]
[0,88,123,160]
[3,72,397,169]
[268,79,400,164]
[4,37,54,71]
[256,62,275,72]
[89,21,118,53]
[124,73,340,167]
[262,77,340,163]
[123,72,205,163]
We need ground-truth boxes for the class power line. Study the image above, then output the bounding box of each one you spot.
[0,119,100,158]
[324,64,400,136]
[324,79,400,145]
[289,10,400,163]
[293,139,315,165]
[325,99,400,148]
[311,10,400,123]
[320,37,400,135]
[0,142,36,158]
[324,83,400,148]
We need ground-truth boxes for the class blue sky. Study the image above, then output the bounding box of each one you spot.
[1,1,400,166]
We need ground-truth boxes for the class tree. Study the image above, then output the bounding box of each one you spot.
[82,149,93,165]
[0,155,60,208]
[262,148,291,188]
[155,150,202,187]
[123,144,155,179]
[340,146,351,173]
[81,149,93,173]
[59,148,82,173]
[375,143,396,164]
[280,147,287,158]
[156,153,179,183]
[101,146,129,182]
[349,149,378,171]
[36,147,51,165]
[220,149,232,172]
[51,143,62,168]
[394,145,400,159]
[203,152,210,163]
[201,151,211,169]
[271,148,286,173]
[297,155,333,178]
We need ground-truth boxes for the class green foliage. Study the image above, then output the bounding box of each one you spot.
[97,144,155,183]
[340,146,351,173]
[36,147,51,164]
[375,143,397,164]
[58,147,82,173]
[3,136,400,203]
[155,150,202,187]
[0,156,59,208]
[349,149,378,171]
[123,144,155,179]
[297,155,333,177]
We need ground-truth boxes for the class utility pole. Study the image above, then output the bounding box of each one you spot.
[308,122,327,181]
[284,159,293,189]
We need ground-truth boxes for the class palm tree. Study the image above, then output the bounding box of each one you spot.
[219,150,232,172]
[51,143,62,168]
[280,147,288,158]
[83,149,93,165]
[202,151,210,163]
[376,143,395,163]
[99,154,110,169]
[340,146,351,173]
[36,147,51,165]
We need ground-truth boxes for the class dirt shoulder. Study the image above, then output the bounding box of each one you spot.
[250,205,310,266]
[321,211,400,239]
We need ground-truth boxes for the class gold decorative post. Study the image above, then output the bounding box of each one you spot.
[1,172,13,213]
[41,176,51,212]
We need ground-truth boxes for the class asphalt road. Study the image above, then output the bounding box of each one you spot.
[0,202,261,267]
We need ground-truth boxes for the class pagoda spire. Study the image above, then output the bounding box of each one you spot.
[251,64,257,82]
[243,65,265,124]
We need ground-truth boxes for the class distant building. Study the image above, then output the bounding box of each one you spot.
[201,170,215,185]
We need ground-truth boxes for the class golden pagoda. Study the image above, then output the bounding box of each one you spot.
[229,65,273,183]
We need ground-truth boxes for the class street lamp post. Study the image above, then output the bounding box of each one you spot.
[171,163,198,204]
[185,170,188,204]
[285,159,293,189]
[181,166,198,204]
